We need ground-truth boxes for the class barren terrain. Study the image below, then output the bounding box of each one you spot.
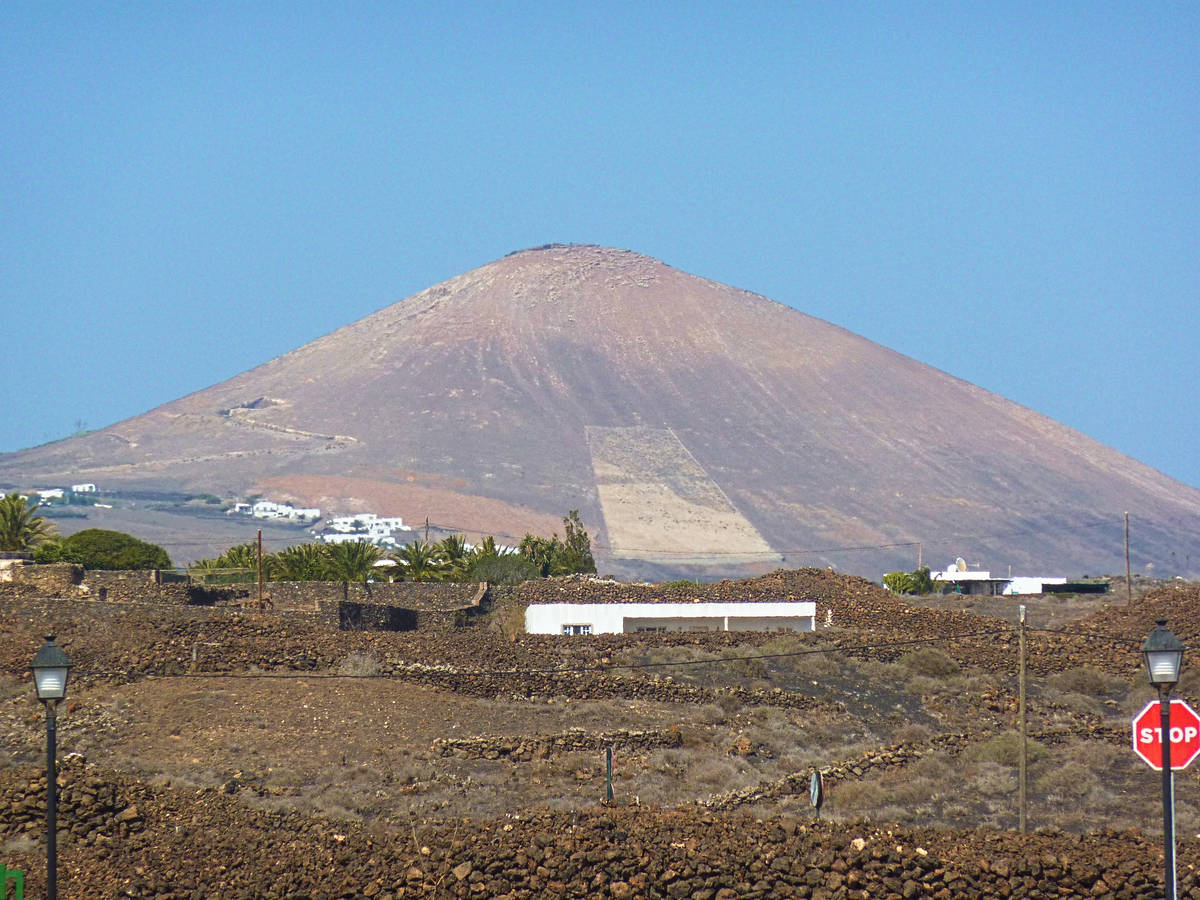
[0,569,1199,897]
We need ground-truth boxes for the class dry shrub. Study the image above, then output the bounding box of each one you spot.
[690,756,743,787]
[339,652,381,677]
[1043,688,1104,717]
[852,659,904,682]
[892,723,931,744]
[966,731,1047,767]
[883,776,939,808]
[898,647,960,677]
[760,634,841,677]
[901,674,942,697]
[910,753,951,780]
[494,600,529,638]
[697,703,730,725]
[720,649,768,681]
[1063,740,1120,770]
[969,761,1015,797]
[1048,666,1126,699]
[1035,761,1098,802]
[833,779,888,812]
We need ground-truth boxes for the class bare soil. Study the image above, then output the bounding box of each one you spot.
[1,570,1199,897]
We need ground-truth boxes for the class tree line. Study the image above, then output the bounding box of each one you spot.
[2,494,596,583]
[191,510,596,584]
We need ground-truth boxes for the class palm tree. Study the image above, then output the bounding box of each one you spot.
[468,535,502,563]
[437,534,470,582]
[391,540,447,582]
[217,543,260,570]
[269,543,329,581]
[323,540,383,584]
[0,493,57,552]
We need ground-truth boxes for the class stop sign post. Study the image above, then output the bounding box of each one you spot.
[1132,698,1200,771]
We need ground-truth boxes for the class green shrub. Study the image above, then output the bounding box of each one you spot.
[467,554,540,585]
[49,528,171,570]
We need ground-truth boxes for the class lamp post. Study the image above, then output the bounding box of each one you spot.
[1143,618,1184,900]
[31,635,71,900]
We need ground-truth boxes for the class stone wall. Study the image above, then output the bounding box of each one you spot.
[9,562,83,592]
[0,758,1192,899]
[432,727,683,761]
[8,564,244,606]
[268,580,483,612]
[314,601,418,632]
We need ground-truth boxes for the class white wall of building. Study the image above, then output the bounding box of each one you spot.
[1005,577,1067,595]
[525,602,816,635]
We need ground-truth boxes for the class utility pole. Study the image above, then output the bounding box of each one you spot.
[917,542,923,570]
[256,529,264,612]
[1125,512,1132,605]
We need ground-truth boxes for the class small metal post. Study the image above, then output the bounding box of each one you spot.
[46,701,58,900]
[1160,689,1176,900]
[605,747,613,803]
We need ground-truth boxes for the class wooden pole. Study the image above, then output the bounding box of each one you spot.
[1125,512,1132,605]
[257,529,264,612]
[1018,603,1027,834]
[917,542,923,570]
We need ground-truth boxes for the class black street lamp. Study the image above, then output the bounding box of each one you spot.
[31,635,71,900]
[1143,618,1184,900]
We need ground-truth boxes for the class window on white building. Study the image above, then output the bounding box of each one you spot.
[561,624,592,635]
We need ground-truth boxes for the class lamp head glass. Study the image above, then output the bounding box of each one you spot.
[31,634,71,703]
[1143,618,1184,689]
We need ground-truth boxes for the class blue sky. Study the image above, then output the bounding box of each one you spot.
[3,2,1197,487]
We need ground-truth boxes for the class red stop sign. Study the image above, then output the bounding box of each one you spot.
[1132,699,1200,771]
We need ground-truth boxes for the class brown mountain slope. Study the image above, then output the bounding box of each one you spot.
[3,244,1198,577]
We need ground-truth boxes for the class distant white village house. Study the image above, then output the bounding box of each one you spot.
[314,512,413,548]
[930,559,1068,596]
[70,483,97,493]
[327,514,410,534]
[526,601,817,635]
[230,498,321,525]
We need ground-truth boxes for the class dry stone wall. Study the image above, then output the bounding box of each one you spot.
[268,580,482,612]
[432,727,683,761]
[0,756,1194,899]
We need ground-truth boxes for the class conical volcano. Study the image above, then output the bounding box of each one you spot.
[4,244,1198,577]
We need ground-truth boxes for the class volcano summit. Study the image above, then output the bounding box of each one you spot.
[4,244,1198,577]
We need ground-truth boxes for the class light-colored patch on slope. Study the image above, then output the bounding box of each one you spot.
[588,426,779,565]
[256,474,563,545]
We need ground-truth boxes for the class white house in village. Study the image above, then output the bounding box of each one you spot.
[70,483,97,493]
[246,500,320,524]
[327,514,410,534]
[320,528,399,548]
[931,561,1067,596]
[525,601,817,635]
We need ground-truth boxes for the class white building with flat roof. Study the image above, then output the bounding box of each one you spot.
[525,601,816,636]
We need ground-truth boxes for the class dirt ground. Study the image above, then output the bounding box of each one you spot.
[1,571,1199,897]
